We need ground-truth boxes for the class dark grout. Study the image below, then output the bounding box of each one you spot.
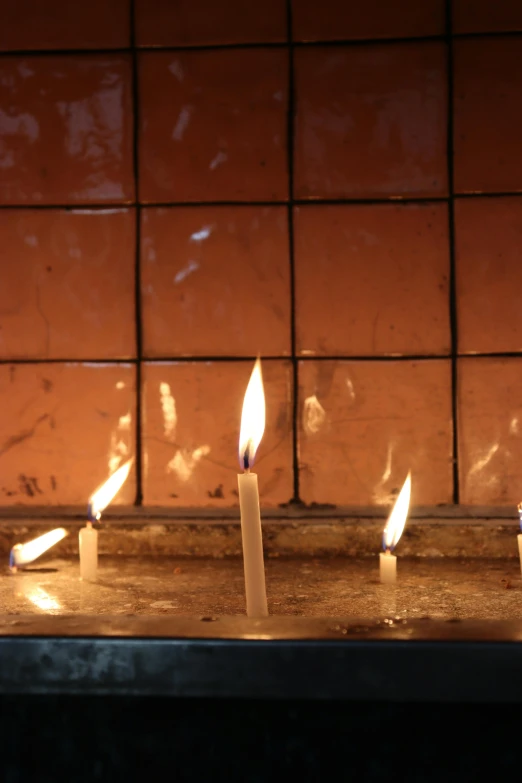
[130,0,143,507]
[1,192,522,212]
[446,0,460,504]
[3,353,522,367]
[286,0,300,504]
[1,30,521,59]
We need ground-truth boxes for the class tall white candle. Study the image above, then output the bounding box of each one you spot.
[517,503,522,573]
[379,473,411,584]
[238,359,268,618]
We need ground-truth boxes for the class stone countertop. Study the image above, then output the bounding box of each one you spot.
[2,556,522,701]
[2,555,522,619]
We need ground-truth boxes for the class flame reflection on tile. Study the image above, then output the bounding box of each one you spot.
[373,442,395,506]
[24,586,62,614]
[467,442,500,479]
[303,394,326,435]
[174,259,200,283]
[159,382,177,439]
[345,377,356,402]
[167,445,211,482]
[190,225,214,243]
[108,411,132,473]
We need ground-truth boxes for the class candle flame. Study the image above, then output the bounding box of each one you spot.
[88,458,133,521]
[518,502,522,532]
[238,358,265,470]
[382,473,411,551]
[10,528,68,567]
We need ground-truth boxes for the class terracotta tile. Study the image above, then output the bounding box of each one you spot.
[141,207,290,357]
[139,50,288,202]
[293,0,445,41]
[294,43,448,200]
[454,39,522,194]
[0,209,136,360]
[298,359,453,506]
[455,197,522,354]
[0,56,134,205]
[458,357,522,505]
[0,363,136,506]
[453,0,522,33]
[142,361,293,506]
[295,203,450,356]
[135,0,286,46]
[0,0,130,50]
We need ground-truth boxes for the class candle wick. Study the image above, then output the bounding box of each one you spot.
[243,445,250,472]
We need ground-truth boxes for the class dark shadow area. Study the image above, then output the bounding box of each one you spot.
[12,567,58,574]
[0,696,518,782]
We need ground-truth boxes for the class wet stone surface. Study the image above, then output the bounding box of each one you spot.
[1,556,522,619]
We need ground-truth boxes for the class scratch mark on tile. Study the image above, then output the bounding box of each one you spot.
[0,413,49,458]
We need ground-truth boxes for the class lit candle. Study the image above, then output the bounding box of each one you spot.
[9,528,68,572]
[517,503,522,573]
[238,358,268,618]
[380,473,411,584]
[81,459,133,581]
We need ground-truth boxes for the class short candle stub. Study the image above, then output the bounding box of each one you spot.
[79,521,98,582]
[379,551,397,585]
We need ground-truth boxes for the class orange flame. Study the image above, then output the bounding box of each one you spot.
[382,473,411,551]
[11,528,68,567]
[238,359,265,469]
[88,459,133,521]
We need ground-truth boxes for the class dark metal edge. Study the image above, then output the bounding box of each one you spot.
[1,616,522,701]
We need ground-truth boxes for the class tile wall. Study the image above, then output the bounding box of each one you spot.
[0,0,521,509]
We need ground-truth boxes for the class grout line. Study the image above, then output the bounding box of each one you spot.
[0,39,442,59]
[0,509,516,523]
[446,0,460,504]
[2,352,522,367]
[286,0,300,504]
[2,30,522,58]
[2,193,522,211]
[454,191,522,200]
[130,0,143,507]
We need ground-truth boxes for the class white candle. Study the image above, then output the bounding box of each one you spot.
[380,473,411,585]
[517,503,522,573]
[238,359,268,618]
[238,471,268,617]
[379,551,397,584]
[79,521,98,581]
